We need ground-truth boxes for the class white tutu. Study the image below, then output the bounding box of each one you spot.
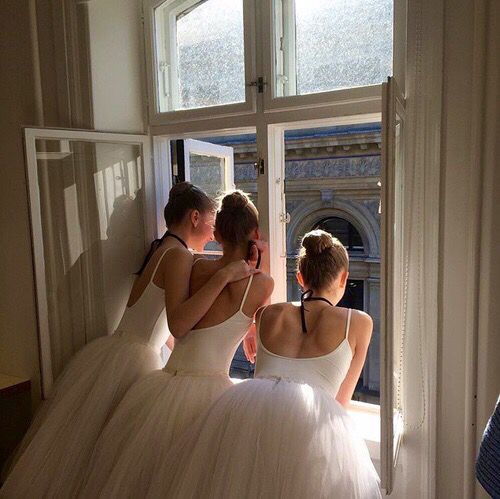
[80,370,235,498]
[0,334,165,499]
[149,377,381,499]
[81,273,258,498]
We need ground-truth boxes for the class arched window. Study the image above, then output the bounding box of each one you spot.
[313,217,365,253]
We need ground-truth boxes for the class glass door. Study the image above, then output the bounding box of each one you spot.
[24,128,155,398]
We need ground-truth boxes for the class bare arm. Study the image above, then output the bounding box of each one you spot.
[242,276,274,363]
[162,248,259,338]
[335,312,373,407]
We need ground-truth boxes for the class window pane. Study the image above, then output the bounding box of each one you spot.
[155,0,245,112]
[276,0,393,97]
[34,139,146,379]
[189,153,225,198]
[314,217,365,252]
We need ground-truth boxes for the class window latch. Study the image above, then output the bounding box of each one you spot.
[254,158,265,175]
[247,77,267,93]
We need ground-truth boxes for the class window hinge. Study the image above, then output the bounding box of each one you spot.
[247,77,267,94]
[280,212,291,224]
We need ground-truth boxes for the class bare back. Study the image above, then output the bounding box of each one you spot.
[258,302,354,359]
[190,258,273,330]
[127,241,188,307]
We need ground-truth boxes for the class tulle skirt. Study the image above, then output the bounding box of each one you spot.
[0,334,166,499]
[149,377,381,499]
[80,370,235,498]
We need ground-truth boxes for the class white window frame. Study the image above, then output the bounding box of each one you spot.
[24,128,155,398]
[183,138,235,192]
[261,0,385,113]
[144,1,406,491]
[380,76,405,494]
[143,0,257,124]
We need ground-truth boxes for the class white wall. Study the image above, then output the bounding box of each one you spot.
[88,0,146,133]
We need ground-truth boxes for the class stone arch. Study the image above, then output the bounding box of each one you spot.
[286,198,380,258]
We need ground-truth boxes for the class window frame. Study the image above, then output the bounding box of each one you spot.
[262,0,387,112]
[145,0,407,490]
[143,0,257,124]
[24,128,154,398]
[380,76,406,494]
[182,138,235,193]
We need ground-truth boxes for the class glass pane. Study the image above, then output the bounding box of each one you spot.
[314,217,365,252]
[35,139,146,379]
[276,0,393,97]
[155,0,245,112]
[189,153,225,198]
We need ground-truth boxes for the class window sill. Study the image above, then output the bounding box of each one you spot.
[347,400,380,463]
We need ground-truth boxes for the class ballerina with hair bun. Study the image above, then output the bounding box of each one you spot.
[0,182,260,498]
[80,190,273,498]
[149,228,381,499]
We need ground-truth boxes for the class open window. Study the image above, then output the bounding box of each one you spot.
[168,137,236,255]
[380,76,405,493]
[181,139,235,197]
[24,128,155,398]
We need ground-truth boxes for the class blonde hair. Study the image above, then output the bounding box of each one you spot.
[297,229,349,290]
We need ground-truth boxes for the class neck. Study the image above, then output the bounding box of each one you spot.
[304,286,340,306]
[165,225,191,248]
[219,243,248,264]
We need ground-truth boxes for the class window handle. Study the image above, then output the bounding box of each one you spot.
[247,77,267,93]
[159,61,170,97]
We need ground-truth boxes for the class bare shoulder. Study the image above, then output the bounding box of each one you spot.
[259,302,293,322]
[349,309,373,342]
[189,255,212,275]
[160,245,193,269]
[351,309,373,328]
[252,272,274,293]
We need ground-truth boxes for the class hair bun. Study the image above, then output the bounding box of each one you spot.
[302,230,335,255]
[220,190,249,211]
[169,182,192,199]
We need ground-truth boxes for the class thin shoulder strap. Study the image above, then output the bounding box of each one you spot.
[150,246,177,284]
[345,308,352,340]
[239,274,255,312]
[256,304,269,331]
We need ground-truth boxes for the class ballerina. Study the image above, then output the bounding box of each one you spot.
[0,182,255,499]
[79,190,273,498]
[150,229,381,499]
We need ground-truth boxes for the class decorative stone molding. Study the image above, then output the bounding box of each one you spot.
[286,197,381,258]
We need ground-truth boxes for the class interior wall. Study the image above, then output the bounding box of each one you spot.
[0,0,42,405]
[87,0,146,133]
[0,0,95,408]
[437,0,499,497]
